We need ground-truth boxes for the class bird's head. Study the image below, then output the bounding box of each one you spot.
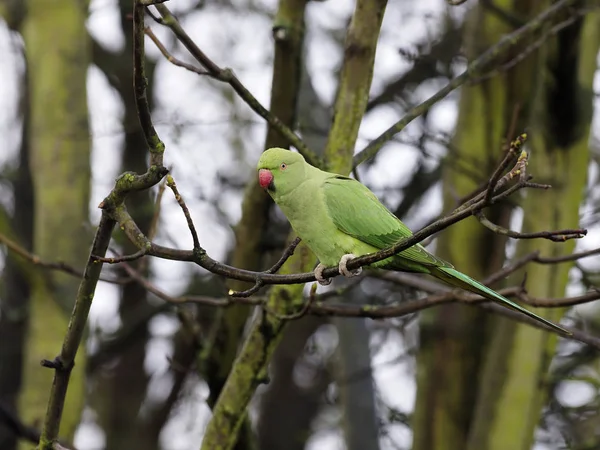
[257,148,306,195]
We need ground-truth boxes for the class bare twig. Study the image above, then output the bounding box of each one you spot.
[144,26,209,76]
[150,4,320,166]
[0,402,76,449]
[484,133,526,205]
[353,0,579,166]
[166,175,201,249]
[517,290,600,308]
[138,175,168,273]
[92,248,148,264]
[121,263,263,307]
[469,10,588,85]
[475,211,587,242]
[456,148,532,213]
[229,237,302,297]
[534,247,600,264]
[0,232,83,278]
[268,237,302,274]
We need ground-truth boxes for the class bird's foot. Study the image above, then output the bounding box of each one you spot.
[339,254,362,278]
[314,263,331,286]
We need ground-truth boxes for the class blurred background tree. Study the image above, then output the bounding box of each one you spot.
[0,0,598,449]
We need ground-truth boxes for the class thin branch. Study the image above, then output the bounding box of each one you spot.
[455,148,533,213]
[121,263,263,307]
[230,237,302,297]
[308,286,600,348]
[517,290,600,308]
[352,0,579,166]
[134,4,164,167]
[484,132,525,205]
[38,214,116,448]
[0,232,123,283]
[102,150,586,290]
[144,26,209,76]
[268,237,302,273]
[0,232,83,278]
[0,402,76,450]
[468,9,588,85]
[166,175,201,249]
[138,175,168,273]
[475,211,587,242]
[151,4,320,166]
[92,248,147,264]
[534,247,600,264]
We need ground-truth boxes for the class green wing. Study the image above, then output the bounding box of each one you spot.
[323,176,451,270]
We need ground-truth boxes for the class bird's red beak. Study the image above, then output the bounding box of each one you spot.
[258,169,274,189]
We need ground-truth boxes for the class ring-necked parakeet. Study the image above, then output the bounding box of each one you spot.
[257,147,569,336]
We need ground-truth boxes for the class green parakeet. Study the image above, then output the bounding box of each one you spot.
[257,147,570,336]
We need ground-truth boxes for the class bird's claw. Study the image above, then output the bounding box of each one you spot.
[314,263,331,286]
[339,254,362,278]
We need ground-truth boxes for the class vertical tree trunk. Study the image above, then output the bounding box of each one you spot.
[467,10,600,450]
[20,0,91,443]
[414,2,600,449]
[413,1,535,448]
[0,63,33,450]
[336,311,380,450]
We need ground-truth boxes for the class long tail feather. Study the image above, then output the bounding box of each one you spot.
[431,267,571,336]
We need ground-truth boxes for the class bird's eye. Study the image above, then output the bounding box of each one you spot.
[280,163,287,170]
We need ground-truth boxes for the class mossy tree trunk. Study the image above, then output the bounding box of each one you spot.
[466,9,600,450]
[0,46,33,450]
[413,2,520,446]
[201,0,387,448]
[413,2,599,450]
[19,0,91,445]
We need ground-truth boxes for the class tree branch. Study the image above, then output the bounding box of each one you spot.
[352,0,579,166]
[38,214,116,449]
[96,150,586,291]
[150,4,320,166]
[475,211,586,241]
[37,2,169,447]
[144,26,209,76]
